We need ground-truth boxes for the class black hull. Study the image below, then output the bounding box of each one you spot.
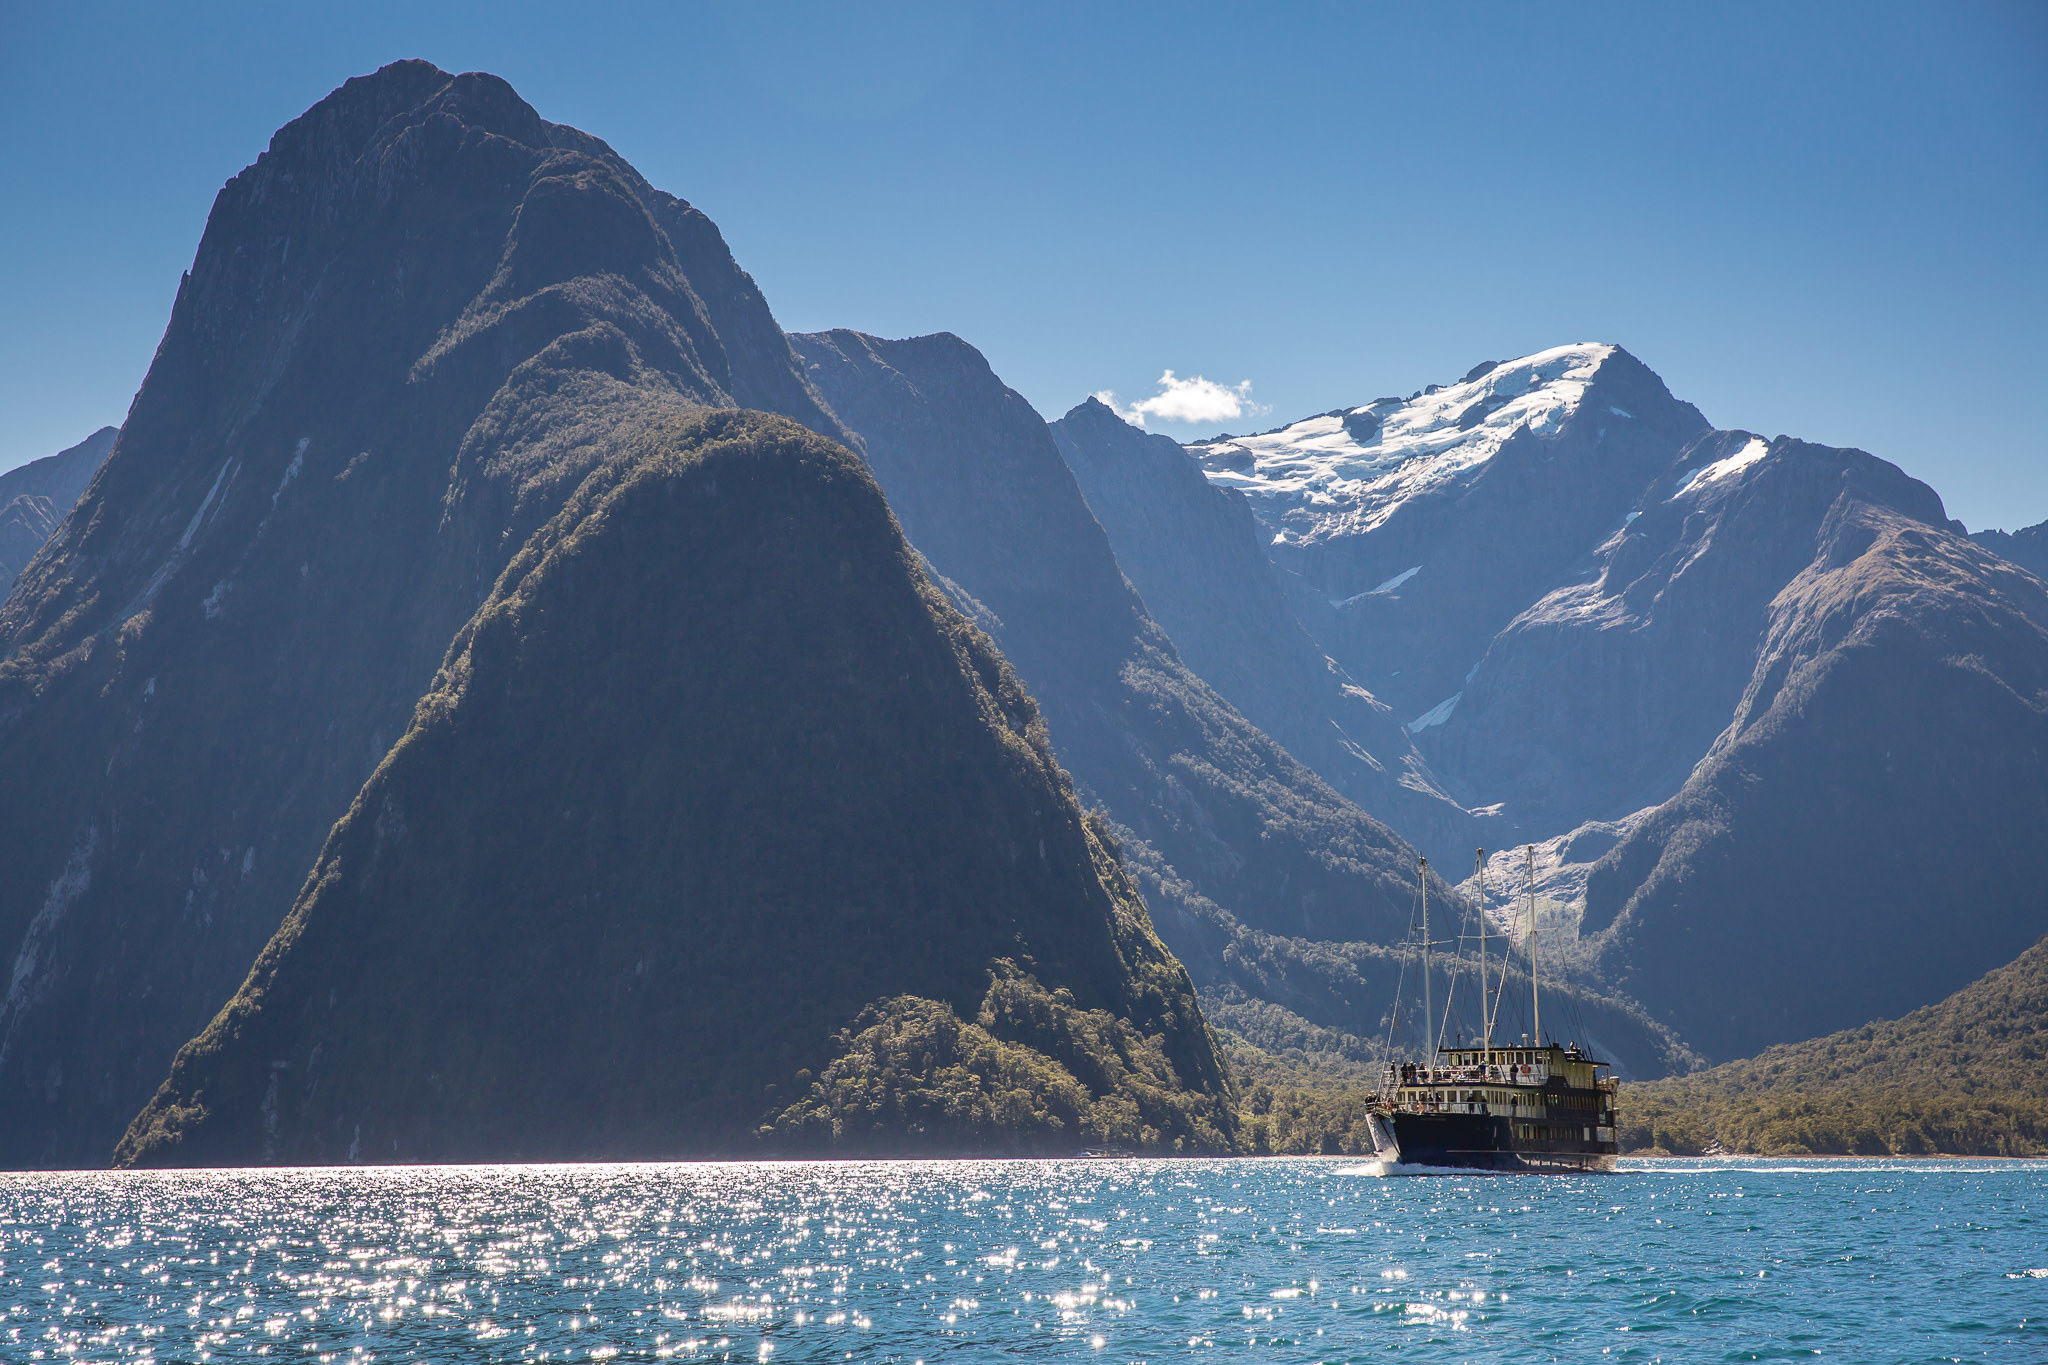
[1378,1111,1616,1174]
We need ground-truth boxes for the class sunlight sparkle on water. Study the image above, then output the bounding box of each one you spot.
[0,1157,2040,1361]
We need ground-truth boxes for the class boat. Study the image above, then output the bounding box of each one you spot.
[1365,846,1619,1173]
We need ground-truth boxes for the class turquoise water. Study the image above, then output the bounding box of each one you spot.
[1,1157,2041,1362]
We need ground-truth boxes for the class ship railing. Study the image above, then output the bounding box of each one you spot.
[1390,1063,1550,1088]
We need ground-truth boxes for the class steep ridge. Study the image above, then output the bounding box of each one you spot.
[1437,432,1957,836]
[790,331,1691,1079]
[1578,440,2048,1058]
[1188,345,1710,722]
[1622,933,2048,1156]
[1049,396,1471,861]
[792,332,1422,947]
[0,426,117,594]
[115,413,1233,1166]
[0,61,847,1167]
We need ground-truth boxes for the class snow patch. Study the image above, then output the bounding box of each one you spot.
[1609,405,1633,418]
[1410,692,1461,731]
[1370,565,1422,594]
[177,458,235,551]
[271,437,309,508]
[1188,344,1615,537]
[1670,437,1769,501]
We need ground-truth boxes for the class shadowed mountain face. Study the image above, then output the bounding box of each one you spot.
[1049,397,1470,862]
[789,331,1694,1081]
[1577,440,2048,1057]
[0,426,116,595]
[790,332,1424,948]
[0,60,855,1167]
[116,413,1234,1167]
[1439,434,1961,835]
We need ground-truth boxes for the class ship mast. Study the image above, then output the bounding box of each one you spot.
[1525,844,1541,1046]
[1419,857,1433,1058]
[1476,847,1491,1062]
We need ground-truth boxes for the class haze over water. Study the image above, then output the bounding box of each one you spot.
[3,1158,2040,1362]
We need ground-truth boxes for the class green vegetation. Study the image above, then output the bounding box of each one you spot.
[1621,935,2048,1156]
[768,962,1235,1155]
[116,411,1234,1167]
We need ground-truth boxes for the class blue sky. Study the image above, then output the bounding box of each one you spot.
[3,2,2043,528]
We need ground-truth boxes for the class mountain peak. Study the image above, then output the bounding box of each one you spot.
[1186,342,1638,539]
[1058,393,1152,443]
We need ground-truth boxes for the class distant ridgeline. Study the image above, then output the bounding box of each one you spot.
[0,426,115,595]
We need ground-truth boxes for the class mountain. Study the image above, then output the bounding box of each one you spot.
[790,334,1418,943]
[1971,518,2048,583]
[0,60,859,1168]
[1166,345,2048,1064]
[1187,345,1711,723]
[1049,396,1470,859]
[115,411,1234,1166]
[1575,436,2048,1058]
[789,330,1691,1080]
[0,426,117,594]
[1621,933,2048,1156]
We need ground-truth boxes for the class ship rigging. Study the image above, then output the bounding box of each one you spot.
[1366,846,1619,1173]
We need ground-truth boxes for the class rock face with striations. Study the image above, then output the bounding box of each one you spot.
[1049,396,1470,861]
[0,426,117,595]
[0,61,1094,1167]
[116,412,1234,1166]
[1188,345,1711,724]
[791,332,1425,948]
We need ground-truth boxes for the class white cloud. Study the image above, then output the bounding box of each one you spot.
[1095,371,1266,428]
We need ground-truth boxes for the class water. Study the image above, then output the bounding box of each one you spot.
[2,1157,2041,1362]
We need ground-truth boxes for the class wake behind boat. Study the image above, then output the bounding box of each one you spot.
[1366,848,1619,1173]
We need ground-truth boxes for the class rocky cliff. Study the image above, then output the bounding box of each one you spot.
[1050,396,1470,860]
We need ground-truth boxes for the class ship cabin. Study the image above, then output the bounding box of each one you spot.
[1380,1040,1617,1136]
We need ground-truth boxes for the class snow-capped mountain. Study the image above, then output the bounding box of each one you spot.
[1187,345,1710,722]
[1193,344,1625,540]
[1056,344,2048,1063]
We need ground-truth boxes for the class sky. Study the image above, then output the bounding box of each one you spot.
[2,2,2043,529]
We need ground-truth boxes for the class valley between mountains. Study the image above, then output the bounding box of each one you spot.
[3,62,2041,1166]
